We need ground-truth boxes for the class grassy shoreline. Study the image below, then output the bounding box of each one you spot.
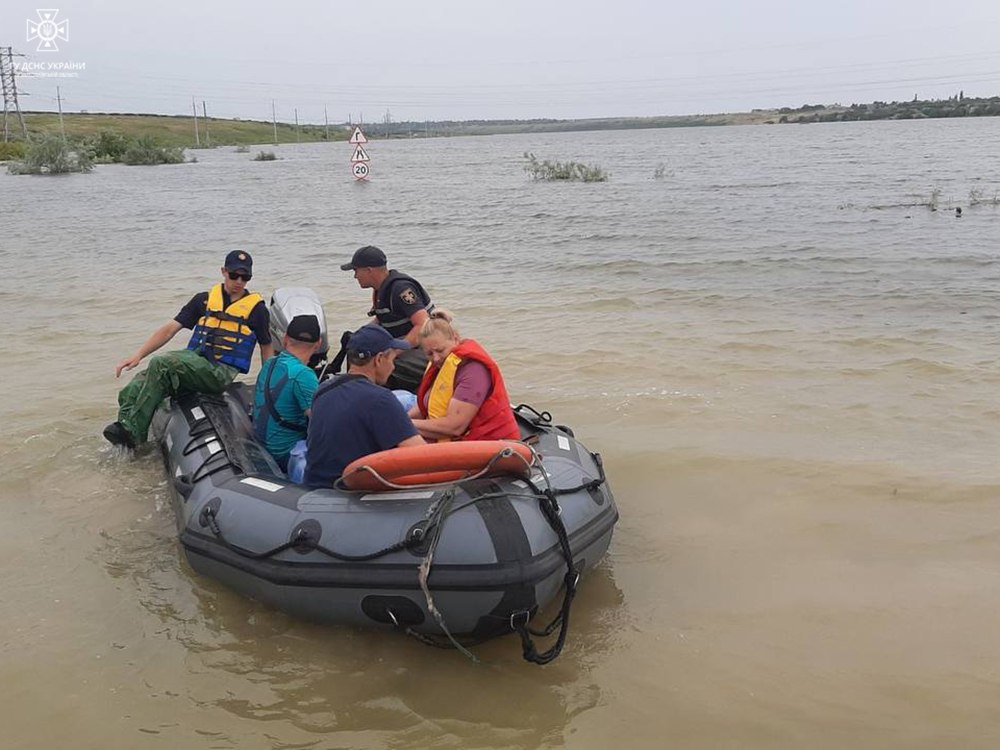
[15,112,338,148]
[11,95,1000,148]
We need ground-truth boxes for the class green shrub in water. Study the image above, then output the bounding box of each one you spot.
[121,135,185,166]
[254,150,277,161]
[84,129,130,163]
[7,134,93,174]
[523,151,607,182]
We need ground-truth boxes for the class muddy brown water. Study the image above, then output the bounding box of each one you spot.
[2,119,999,748]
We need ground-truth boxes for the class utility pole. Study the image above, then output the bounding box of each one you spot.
[324,106,329,140]
[202,100,210,146]
[56,85,66,143]
[294,108,299,142]
[272,100,277,145]
[192,96,200,146]
[1,47,28,142]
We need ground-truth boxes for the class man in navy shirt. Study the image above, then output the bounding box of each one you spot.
[305,325,424,487]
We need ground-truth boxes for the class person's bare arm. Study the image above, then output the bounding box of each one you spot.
[115,320,184,377]
[403,309,430,346]
[259,343,275,365]
[398,434,426,448]
[411,399,478,440]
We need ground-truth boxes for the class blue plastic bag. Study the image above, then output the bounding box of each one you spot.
[393,389,417,412]
[287,439,308,484]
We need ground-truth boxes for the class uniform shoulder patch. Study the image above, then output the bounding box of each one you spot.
[399,287,418,305]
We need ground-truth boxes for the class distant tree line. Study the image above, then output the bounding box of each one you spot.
[776,94,1000,124]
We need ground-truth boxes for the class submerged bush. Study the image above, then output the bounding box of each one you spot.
[234,144,250,153]
[7,134,93,175]
[523,151,607,182]
[121,135,185,166]
[83,129,130,163]
[253,150,277,161]
[969,187,1000,206]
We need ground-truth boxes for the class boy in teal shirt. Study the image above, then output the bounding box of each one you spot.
[253,315,322,470]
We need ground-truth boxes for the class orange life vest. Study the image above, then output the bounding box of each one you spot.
[416,339,520,442]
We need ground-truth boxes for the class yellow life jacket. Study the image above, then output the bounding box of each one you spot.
[427,352,463,420]
[186,284,263,373]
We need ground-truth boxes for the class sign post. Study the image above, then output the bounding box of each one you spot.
[349,126,369,181]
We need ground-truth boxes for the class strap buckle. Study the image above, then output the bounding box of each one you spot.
[510,610,531,631]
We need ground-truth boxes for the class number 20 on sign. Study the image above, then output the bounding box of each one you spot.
[353,162,370,180]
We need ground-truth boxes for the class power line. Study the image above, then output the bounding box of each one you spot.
[1,47,28,141]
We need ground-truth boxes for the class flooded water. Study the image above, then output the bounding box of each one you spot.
[2,117,1000,748]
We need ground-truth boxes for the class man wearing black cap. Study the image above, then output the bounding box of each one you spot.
[252,314,322,470]
[103,251,273,449]
[340,245,435,391]
[304,325,425,487]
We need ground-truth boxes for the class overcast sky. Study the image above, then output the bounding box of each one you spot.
[4,1,1000,124]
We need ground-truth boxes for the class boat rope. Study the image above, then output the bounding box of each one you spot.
[414,489,481,662]
[385,445,595,666]
[200,506,425,562]
[502,443,579,666]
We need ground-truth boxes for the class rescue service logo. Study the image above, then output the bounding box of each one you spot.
[17,8,86,77]
[400,288,418,305]
[26,9,68,52]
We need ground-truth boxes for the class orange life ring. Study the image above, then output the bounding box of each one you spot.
[341,440,535,492]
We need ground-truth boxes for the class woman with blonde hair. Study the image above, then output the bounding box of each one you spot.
[409,310,520,442]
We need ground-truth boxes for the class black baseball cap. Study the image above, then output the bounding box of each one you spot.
[224,250,253,272]
[340,245,387,271]
[286,314,321,343]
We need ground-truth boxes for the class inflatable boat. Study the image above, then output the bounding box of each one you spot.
[151,289,618,664]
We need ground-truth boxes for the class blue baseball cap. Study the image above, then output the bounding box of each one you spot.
[224,250,253,272]
[347,324,410,359]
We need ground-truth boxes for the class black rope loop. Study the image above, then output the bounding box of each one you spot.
[201,504,423,562]
[513,403,553,425]
[504,475,579,665]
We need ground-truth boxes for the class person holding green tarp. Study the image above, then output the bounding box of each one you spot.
[103,250,273,449]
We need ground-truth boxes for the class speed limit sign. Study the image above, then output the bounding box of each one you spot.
[353,161,370,180]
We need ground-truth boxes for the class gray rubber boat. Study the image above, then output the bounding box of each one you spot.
[153,388,618,663]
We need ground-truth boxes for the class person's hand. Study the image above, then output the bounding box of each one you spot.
[115,355,143,378]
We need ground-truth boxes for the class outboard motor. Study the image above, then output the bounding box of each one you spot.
[268,288,330,372]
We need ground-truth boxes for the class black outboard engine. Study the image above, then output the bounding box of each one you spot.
[268,288,330,372]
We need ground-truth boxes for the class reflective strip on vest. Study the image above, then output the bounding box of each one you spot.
[372,271,434,335]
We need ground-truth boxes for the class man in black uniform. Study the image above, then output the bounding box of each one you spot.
[340,245,435,391]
